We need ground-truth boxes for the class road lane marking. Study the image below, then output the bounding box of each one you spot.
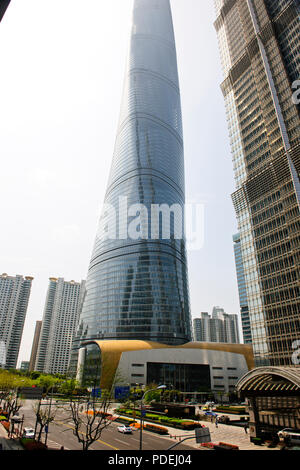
[115,438,131,446]
[56,421,119,451]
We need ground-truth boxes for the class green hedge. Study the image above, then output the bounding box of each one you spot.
[117,409,200,430]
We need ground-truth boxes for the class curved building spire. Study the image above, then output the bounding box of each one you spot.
[73,0,192,351]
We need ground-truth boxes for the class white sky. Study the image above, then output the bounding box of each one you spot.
[0,0,241,366]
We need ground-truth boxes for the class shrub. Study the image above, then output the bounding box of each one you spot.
[21,439,48,451]
[144,424,168,435]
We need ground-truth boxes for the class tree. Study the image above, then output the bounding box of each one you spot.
[0,370,31,414]
[4,393,23,420]
[58,378,78,397]
[35,374,61,395]
[32,401,56,442]
[65,389,114,451]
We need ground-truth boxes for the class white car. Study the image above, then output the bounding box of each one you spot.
[278,428,300,445]
[23,428,35,439]
[117,425,133,434]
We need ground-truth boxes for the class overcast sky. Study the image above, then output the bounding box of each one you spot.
[0,0,241,366]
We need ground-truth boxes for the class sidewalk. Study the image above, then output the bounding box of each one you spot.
[160,420,274,451]
[0,423,24,451]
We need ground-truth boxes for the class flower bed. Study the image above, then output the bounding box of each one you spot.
[115,416,136,425]
[201,442,217,449]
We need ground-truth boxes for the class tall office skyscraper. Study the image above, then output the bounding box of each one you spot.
[193,308,240,344]
[0,273,33,369]
[214,0,300,366]
[35,278,85,375]
[233,233,252,343]
[72,0,192,358]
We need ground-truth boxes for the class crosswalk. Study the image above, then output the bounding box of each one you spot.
[46,439,69,450]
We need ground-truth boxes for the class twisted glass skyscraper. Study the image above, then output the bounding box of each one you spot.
[73,0,192,353]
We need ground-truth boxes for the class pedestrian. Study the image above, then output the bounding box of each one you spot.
[215,416,218,428]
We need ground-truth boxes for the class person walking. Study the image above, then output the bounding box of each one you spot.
[215,416,218,428]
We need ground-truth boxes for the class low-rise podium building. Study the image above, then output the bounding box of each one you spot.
[76,340,254,398]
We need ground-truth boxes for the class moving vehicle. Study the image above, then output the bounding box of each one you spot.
[277,428,300,445]
[22,428,35,439]
[117,425,133,434]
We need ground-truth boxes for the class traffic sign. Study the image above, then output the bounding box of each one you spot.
[195,427,211,444]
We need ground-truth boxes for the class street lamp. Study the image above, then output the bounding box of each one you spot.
[139,385,166,451]
[132,383,139,424]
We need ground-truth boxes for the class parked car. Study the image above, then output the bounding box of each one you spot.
[23,428,35,439]
[278,428,300,445]
[117,425,133,434]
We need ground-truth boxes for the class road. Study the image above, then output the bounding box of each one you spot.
[19,400,196,451]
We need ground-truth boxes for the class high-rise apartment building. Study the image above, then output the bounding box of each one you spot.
[28,320,42,372]
[233,233,252,343]
[193,308,240,344]
[0,273,33,369]
[72,0,192,363]
[214,0,300,366]
[35,278,85,375]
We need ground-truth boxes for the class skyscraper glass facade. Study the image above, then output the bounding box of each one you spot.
[215,0,300,366]
[72,0,192,356]
[233,233,252,343]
